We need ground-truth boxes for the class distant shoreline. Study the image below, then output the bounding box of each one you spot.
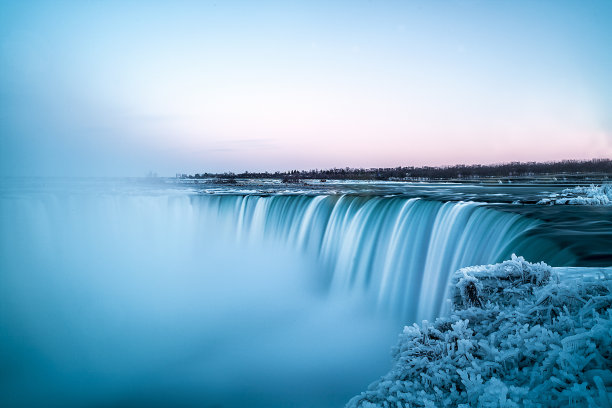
[177,158,611,183]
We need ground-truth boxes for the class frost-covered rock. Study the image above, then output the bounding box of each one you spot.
[347,255,612,408]
[538,184,612,206]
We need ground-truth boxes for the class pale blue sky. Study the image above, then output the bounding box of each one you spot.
[1,0,611,176]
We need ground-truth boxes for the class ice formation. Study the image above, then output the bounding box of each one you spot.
[538,184,612,205]
[347,255,612,407]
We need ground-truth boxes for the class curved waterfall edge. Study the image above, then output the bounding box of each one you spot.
[189,194,561,322]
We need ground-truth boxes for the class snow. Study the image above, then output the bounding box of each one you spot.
[347,255,612,407]
[538,184,612,206]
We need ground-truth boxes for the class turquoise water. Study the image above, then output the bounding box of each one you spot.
[193,194,538,321]
[0,179,608,407]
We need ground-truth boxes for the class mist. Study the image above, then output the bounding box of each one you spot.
[0,181,398,407]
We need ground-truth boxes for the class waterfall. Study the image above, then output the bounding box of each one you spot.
[190,194,537,321]
[0,187,545,407]
[1,189,538,323]
[2,188,539,324]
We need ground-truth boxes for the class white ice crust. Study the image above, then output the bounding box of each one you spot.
[538,184,612,206]
[347,255,612,407]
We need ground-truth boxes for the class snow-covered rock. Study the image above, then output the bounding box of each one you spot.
[538,184,612,206]
[347,255,612,408]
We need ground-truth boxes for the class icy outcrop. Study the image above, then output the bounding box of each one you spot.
[347,255,612,408]
[538,184,612,205]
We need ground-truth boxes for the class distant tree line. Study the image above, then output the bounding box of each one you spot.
[179,158,611,181]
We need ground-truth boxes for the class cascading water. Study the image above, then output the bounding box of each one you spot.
[192,194,537,321]
[0,185,551,407]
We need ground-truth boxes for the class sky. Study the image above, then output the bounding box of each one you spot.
[1,0,611,176]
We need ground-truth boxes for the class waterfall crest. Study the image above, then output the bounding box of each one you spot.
[192,194,537,321]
